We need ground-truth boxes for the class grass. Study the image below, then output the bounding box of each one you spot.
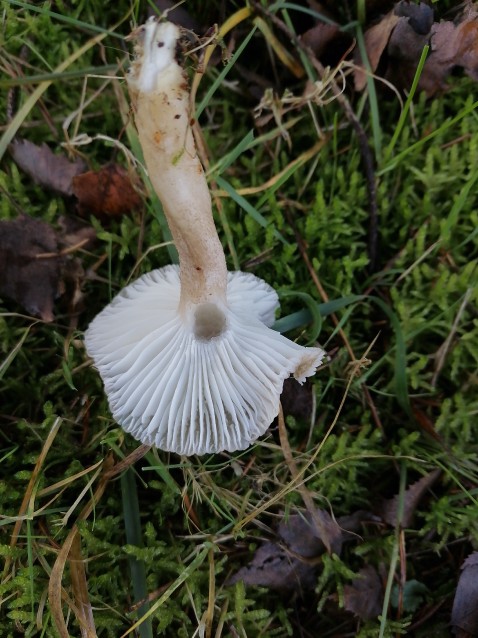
[1,1,478,636]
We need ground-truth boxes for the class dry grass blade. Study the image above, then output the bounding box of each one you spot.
[67,535,97,638]
[49,455,114,637]
[278,404,342,555]
[2,416,62,581]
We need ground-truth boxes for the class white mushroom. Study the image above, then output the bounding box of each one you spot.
[84,18,325,456]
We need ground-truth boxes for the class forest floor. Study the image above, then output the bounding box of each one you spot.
[1,1,478,637]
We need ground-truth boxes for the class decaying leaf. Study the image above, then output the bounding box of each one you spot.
[11,138,143,219]
[451,552,478,637]
[301,21,341,59]
[343,565,383,620]
[354,11,400,91]
[227,509,371,591]
[10,138,87,196]
[72,163,143,219]
[380,469,441,527]
[0,214,95,321]
[355,1,478,96]
[0,214,62,321]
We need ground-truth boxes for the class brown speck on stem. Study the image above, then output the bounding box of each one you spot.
[174,114,181,119]
[153,131,162,144]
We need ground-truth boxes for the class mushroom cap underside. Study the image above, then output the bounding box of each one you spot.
[85,265,324,456]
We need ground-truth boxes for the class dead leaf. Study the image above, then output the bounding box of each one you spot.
[0,214,95,322]
[387,4,478,96]
[227,509,371,591]
[72,163,143,219]
[10,138,86,196]
[280,378,314,421]
[380,469,441,528]
[355,11,400,91]
[343,565,383,620]
[0,214,62,321]
[451,552,478,637]
[301,21,341,59]
[395,1,434,35]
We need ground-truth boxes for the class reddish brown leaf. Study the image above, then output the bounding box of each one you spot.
[380,469,441,528]
[10,138,86,196]
[451,552,478,637]
[343,565,383,620]
[0,214,62,321]
[72,164,142,219]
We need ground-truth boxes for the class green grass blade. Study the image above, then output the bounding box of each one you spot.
[215,176,288,245]
[385,45,429,160]
[120,469,153,638]
[0,32,110,162]
[0,65,120,87]
[123,547,209,637]
[370,297,411,415]
[195,26,257,120]
[209,129,255,177]
[273,295,364,333]
[379,99,478,175]
[441,170,478,244]
[0,325,33,380]
[278,291,323,343]
[6,0,125,39]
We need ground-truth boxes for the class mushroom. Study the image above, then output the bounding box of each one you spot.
[84,18,325,456]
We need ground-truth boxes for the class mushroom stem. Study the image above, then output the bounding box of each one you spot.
[127,20,227,307]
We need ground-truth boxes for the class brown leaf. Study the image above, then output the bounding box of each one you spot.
[301,21,340,59]
[343,565,383,620]
[10,138,86,196]
[355,11,400,91]
[227,509,371,591]
[387,4,478,96]
[451,552,478,637]
[72,163,143,219]
[380,469,441,528]
[0,214,62,321]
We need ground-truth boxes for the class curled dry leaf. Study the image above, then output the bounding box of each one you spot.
[380,469,441,528]
[343,565,383,620]
[10,138,87,196]
[451,552,478,637]
[227,509,370,591]
[0,214,62,322]
[0,214,95,321]
[72,163,143,219]
[354,10,400,91]
[355,1,478,96]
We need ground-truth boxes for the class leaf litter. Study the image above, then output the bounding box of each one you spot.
[227,509,373,591]
[3,136,142,320]
[10,138,142,218]
[0,214,95,321]
[451,552,478,637]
